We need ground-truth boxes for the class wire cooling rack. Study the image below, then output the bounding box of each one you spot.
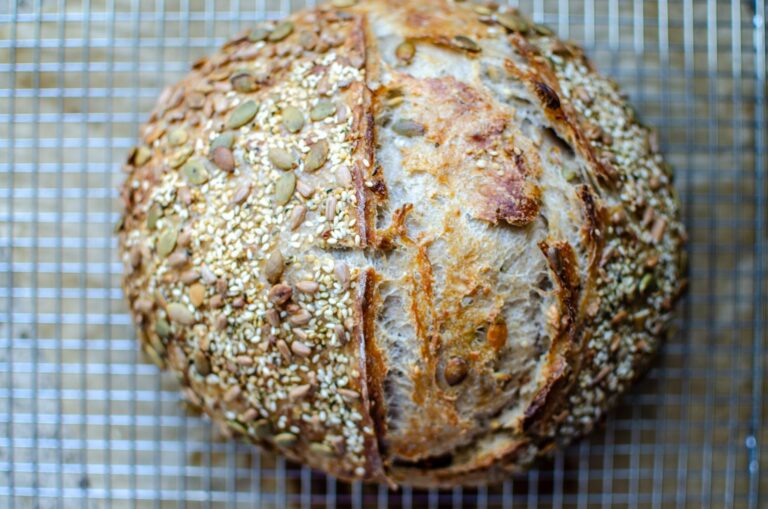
[0,0,766,507]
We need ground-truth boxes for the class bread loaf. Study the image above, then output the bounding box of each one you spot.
[118,0,686,487]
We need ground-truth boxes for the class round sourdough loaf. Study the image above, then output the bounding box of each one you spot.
[118,0,686,487]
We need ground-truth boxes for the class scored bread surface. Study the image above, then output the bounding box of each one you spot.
[118,0,686,487]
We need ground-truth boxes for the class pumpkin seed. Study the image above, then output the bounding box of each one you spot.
[228,420,247,435]
[392,119,425,137]
[395,41,415,63]
[155,317,171,339]
[452,35,481,53]
[169,146,194,168]
[281,106,305,133]
[249,27,269,42]
[304,140,329,172]
[231,71,258,93]
[157,227,177,257]
[144,345,165,368]
[473,5,493,15]
[269,147,296,170]
[264,250,285,283]
[252,419,273,439]
[639,273,655,294]
[147,202,163,230]
[210,131,235,151]
[496,11,529,33]
[168,128,188,146]
[212,146,236,172]
[310,100,336,121]
[331,0,356,6]
[132,146,152,166]
[310,442,335,457]
[444,356,469,385]
[275,172,296,206]
[167,302,195,325]
[182,159,209,185]
[193,350,210,376]
[227,100,259,129]
[268,21,294,42]
[533,23,553,36]
[274,432,297,448]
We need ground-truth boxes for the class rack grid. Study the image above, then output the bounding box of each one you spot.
[0,0,766,507]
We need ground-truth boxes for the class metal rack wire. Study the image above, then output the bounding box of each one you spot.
[0,0,765,507]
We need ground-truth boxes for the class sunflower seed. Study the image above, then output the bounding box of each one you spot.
[182,159,209,185]
[265,308,281,327]
[209,294,224,309]
[290,340,312,357]
[210,132,235,151]
[248,27,269,41]
[144,345,165,368]
[288,205,307,230]
[295,281,319,294]
[334,262,350,289]
[444,356,469,385]
[310,100,336,121]
[169,146,194,168]
[392,119,425,137]
[167,251,188,268]
[338,388,359,400]
[274,432,297,448]
[168,128,188,146]
[274,172,296,206]
[309,442,335,457]
[395,41,415,63]
[167,302,195,325]
[496,11,529,33]
[189,283,205,307]
[223,385,241,403]
[533,23,553,36]
[231,183,251,205]
[289,309,311,326]
[268,21,294,42]
[325,196,337,221]
[180,270,200,285]
[452,35,481,52]
[155,317,171,339]
[147,202,162,230]
[227,100,259,129]
[331,0,356,6]
[215,314,228,331]
[193,350,210,376]
[281,106,305,133]
[157,227,178,257]
[264,250,284,284]
[304,140,329,172]
[134,298,154,313]
[269,147,297,170]
[268,283,293,305]
[295,179,314,198]
[289,384,311,400]
[212,146,235,172]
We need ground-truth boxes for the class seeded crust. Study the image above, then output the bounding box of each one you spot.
[118,0,686,487]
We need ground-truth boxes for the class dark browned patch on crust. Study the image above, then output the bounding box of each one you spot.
[522,355,569,431]
[376,203,414,250]
[476,178,542,226]
[354,268,391,484]
[539,240,581,328]
[577,184,606,271]
[504,35,620,187]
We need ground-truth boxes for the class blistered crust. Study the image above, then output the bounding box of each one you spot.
[118,0,686,487]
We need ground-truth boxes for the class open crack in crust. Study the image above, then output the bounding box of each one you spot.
[118,0,686,487]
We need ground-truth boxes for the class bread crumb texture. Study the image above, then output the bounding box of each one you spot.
[118,0,685,487]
